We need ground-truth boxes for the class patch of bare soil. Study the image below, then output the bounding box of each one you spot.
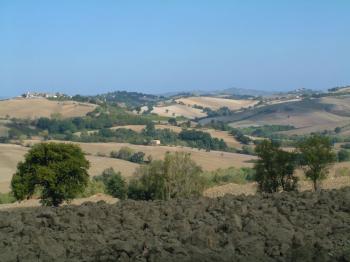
[0,188,349,261]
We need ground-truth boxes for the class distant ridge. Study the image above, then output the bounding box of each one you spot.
[160,87,274,98]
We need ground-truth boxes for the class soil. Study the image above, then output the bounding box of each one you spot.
[0,188,350,262]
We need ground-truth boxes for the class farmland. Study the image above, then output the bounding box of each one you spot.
[0,98,96,119]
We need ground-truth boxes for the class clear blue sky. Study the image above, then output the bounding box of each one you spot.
[1,0,349,96]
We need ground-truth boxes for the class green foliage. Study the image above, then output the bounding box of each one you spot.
[94,168,127,199]
[110,147,145,163]
[168,118,177,126]
[129,151,145,163]
[11,142,90,206]
[111,147,134,160]
[128,152,204,200]
[297,134,336,191]
[254,140,298,193]
[202,167,255,187]
[341,143,350,149]
[230,129,251,145]
[0,192,16,204]
[179,129,228,151]
[337,149,350,162]
[79,179,106,198]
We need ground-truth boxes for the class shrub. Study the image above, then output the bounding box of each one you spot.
[79,179,106,198]
[202,167,255,187]
[111,147,134,160]
[128,152,204,200]
[11,142,90,206]
[94,168,127,199]
[0,192,16,204]
[337,149,350,162]
[130,152,145,163]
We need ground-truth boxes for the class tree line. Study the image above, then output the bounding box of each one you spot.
[9,133,340,206]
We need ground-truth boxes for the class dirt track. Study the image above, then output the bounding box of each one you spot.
[1,188,350,261]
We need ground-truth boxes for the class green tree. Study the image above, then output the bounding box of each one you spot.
[337,149,350,162]
[94,168,127,199]
[130,151,145,163]
[254,140,298,193]
[144,122,156,137]
[168,118,177,126]
[11,142,90,206]
[297,134,336,191]
[128,152,204,200]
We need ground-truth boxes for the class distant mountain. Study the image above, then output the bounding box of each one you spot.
[161,87,274,98]
[214,87,274,97]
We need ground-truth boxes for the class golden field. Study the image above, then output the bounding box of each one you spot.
[0,98,96,119]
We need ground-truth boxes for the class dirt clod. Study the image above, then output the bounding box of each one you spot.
[0,188,350,261]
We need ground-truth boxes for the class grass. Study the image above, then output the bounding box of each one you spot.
[0,192,16,204]
[202,167,255,187]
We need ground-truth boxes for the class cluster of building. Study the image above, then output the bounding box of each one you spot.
[21,92,69,99]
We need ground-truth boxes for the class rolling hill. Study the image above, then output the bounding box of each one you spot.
[200,96,350,135]
[0,98,97,119]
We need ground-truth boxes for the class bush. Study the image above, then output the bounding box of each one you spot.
[202,167,255,187]
[11,142,90,206]
[0,192,16,204]
[338,149,350,162]
[128,152,204,200]
[130,152,145,163]
[111,147,134,160]
[94,168,127,199]
[79,179,106,198]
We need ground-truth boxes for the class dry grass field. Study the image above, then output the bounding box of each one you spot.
[204,161,350,197]
[152,104,207,119]
[25,139,256,170]
[177,96,257,111]
[0,98,96,119]
[0,143,139,193]
[216,97,350,134]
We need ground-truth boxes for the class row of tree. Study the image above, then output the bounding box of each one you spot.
[10,134,340,206]
[255,134,336,192]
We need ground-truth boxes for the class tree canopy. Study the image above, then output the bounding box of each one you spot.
[11,142,90,206]
[297,134,336,191]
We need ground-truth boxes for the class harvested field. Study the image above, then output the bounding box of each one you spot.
[0,98,96,119]
[152,104,207,119]
[177,96,257,110]
[0,144,139,193]
[1,188,350,261]
[30,140,255,171]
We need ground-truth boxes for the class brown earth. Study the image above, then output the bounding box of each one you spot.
[0,188,349,261]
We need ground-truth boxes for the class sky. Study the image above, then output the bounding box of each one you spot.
[0,0,349,97]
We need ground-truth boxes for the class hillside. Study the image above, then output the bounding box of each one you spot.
[200,96,350,135]
[0,98,97,119]
[152,104,207,119]
[176,96,257,110]
[25,140,256,170]
[1,187,349,261]
[0,143,138,193]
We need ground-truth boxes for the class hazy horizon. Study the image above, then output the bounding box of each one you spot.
[1,1,349,97]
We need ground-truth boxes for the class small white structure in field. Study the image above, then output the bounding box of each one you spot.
[150,140,161,146]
